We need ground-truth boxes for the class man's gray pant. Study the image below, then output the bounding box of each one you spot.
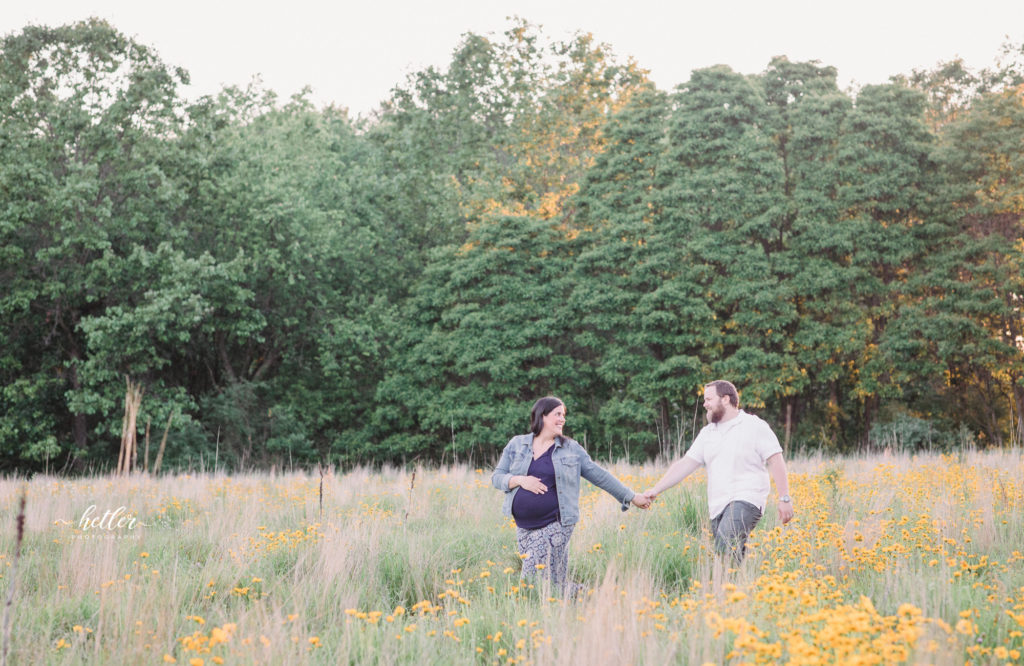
[710,500,762,564]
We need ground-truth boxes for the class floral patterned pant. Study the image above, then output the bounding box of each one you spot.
[515,521,576,594]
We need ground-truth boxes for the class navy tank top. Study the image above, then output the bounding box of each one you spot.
[511,446,560,529]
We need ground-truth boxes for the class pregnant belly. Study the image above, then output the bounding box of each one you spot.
[512,486,559,528]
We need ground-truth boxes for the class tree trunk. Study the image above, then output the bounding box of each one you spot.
[1013,382,1024,447]
[829,381,840,435]
[784,400,793,450]
[72,414,88,451]
[658,398,671,458]
[862,395,877,450]
[119,377,144,475]
[152,413,173,474]
[143,418,151,473]
[67,362,88,450]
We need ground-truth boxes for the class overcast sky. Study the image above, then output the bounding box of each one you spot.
[4,1,1022,118]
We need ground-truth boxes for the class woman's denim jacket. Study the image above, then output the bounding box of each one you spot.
[491,433,635,527]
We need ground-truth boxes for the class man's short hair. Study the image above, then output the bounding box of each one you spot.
[705,380,739,407]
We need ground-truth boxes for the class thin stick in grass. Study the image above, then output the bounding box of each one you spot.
[318,463,324,520]
[1,486,27,666]
[404,470,416,523]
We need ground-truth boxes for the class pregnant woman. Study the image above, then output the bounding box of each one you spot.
[491,396,650,594]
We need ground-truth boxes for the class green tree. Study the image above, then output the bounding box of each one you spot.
[369,20,547,255]
[569,86,713,457]
[373,214,580,462]
[0,19,188,469]
[908,84,1024,445]
[834,83,936,441]
[372,22,649,462]
[168,87,403,466]
[758,57,853,446]
[655,66,794,431]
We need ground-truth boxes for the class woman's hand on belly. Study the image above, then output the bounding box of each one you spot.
[513,475,548,494]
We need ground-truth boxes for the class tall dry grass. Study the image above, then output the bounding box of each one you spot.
[0,449,1021,664]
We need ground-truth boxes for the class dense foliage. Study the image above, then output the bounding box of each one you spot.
[2,19,1023,471]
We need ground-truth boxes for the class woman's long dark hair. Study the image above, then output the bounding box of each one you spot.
[530,397,564,436]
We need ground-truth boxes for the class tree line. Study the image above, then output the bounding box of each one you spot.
[2,18,1023,472]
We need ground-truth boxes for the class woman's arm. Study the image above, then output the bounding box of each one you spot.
[491,439,547,494]
[491,440,518,492]
[578,448,636,510]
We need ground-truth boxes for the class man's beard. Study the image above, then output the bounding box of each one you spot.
[708,405,725,423]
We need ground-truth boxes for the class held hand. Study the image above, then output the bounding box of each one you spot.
[778,502,794,525]
[642,488,659,502]
[631,493,651,509]
[518,476,548,494]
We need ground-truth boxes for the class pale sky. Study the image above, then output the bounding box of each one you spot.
[3,1,1022,118]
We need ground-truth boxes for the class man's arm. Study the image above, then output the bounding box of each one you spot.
[766,452,794,524]
[644,455,702,499]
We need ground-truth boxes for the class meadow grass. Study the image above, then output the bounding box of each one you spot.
[0,449,1022,664]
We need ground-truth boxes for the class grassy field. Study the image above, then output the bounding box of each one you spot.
[1,448,1022,664]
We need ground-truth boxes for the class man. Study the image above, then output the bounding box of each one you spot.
[644,380,793,564]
